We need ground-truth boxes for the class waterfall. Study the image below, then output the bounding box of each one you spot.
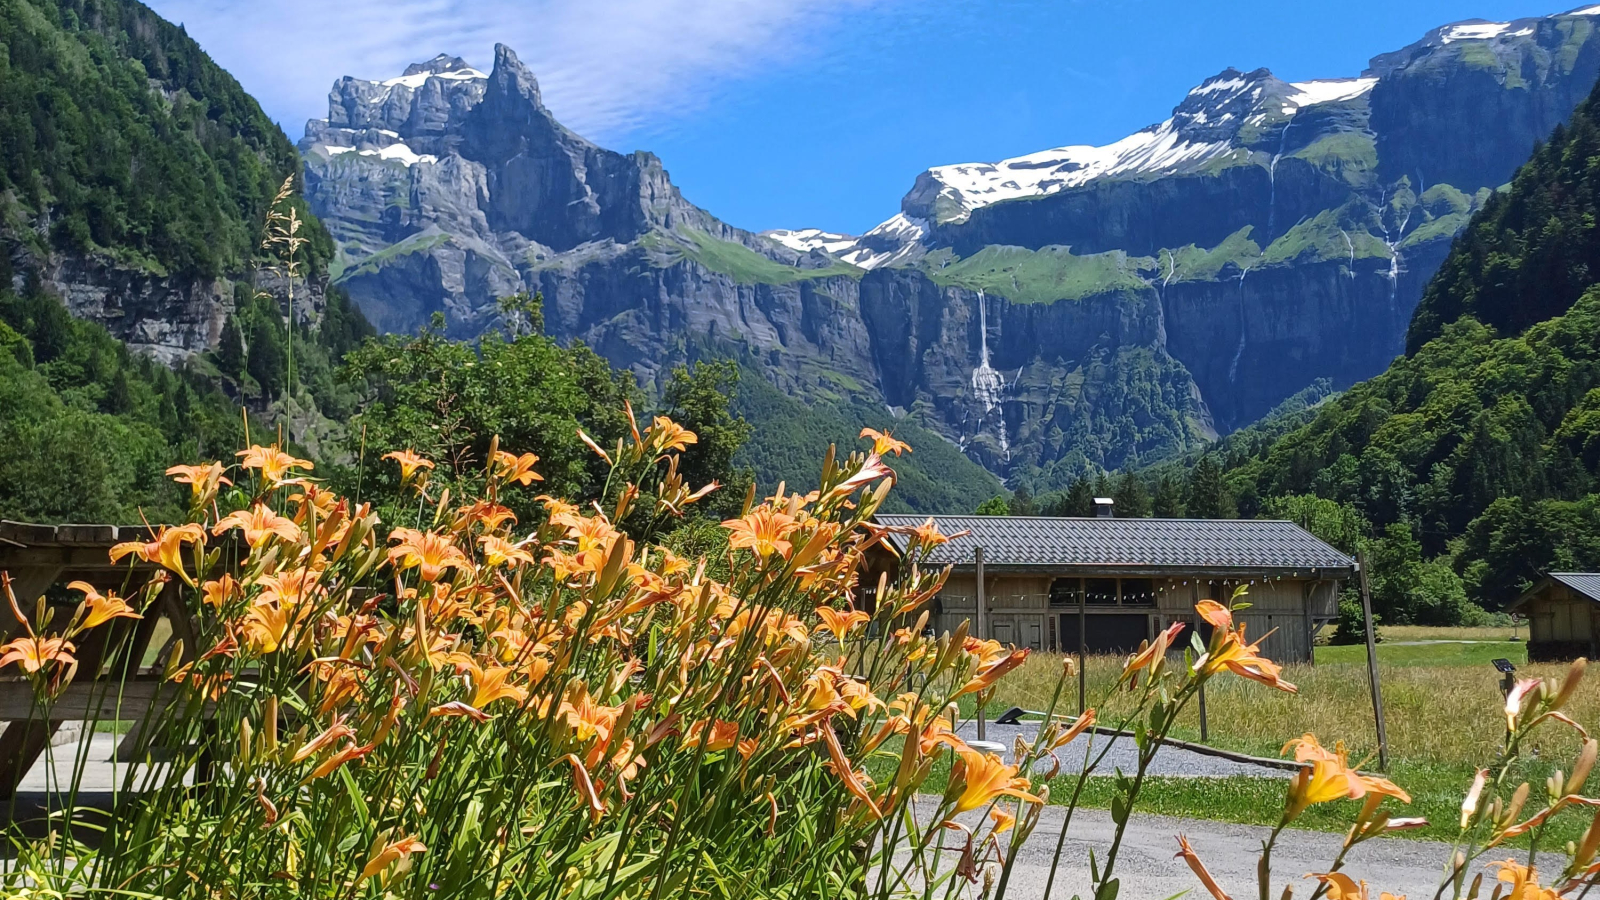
[970,290,1010,459]
[1340,229,1356,278]
[1267,117,1296,240]
[1228,267,1251,384]
[1374,187,1412,310]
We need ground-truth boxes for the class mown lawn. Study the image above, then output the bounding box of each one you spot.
[975,628,1591,845]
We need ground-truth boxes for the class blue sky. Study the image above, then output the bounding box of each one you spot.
[153,0,1571,235]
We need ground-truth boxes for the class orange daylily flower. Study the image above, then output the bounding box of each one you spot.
[859,427,911,457]
[68,581,141,630]
[560,686,622,744]
[951,747,1040,813]
[470,665,528,709]
[359,835,427,881]
[241,602,292,655]
[1280,734,1399,822]
[480,535,535,569]
[166,462,231,507]
[907,517,951,553]
[201,575,239,609]
[955,642,1029,698]
[1194,607,1297,694]
[1489,859,1560,900]
[1307,872,1406,900]
[292,716,356,763]
[491,450,543,486]
[109,523,206,585]
[382,449,434,484]
[1052,709,1096,749]
[306,742,374,780]
[0,636,75,674]
[989,807,1016,835]
[1505,677,1542,732]
[1122,620,1188,679]
[684,719,740,752]
[236,445,313,484]
[814,605,869,644]
[646,416,698,455]
[429,701,491,723]
[214,504,303,549]
[388,528,470,582]
[722,507,800,558]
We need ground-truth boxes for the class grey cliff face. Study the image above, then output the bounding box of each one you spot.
[302,13,1600,487]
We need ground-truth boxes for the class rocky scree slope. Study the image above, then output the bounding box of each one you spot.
[304,11,1600,491]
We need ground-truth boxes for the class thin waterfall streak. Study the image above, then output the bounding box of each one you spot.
[970,290,1010,460]
[1228,267,1250,384]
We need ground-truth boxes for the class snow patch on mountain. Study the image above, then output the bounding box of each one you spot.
[381,68,487,90]
[763,229,856,255]
[925,120,1232,215]
[1287,78,1377,107]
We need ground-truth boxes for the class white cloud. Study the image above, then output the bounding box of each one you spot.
[148,0,888,141]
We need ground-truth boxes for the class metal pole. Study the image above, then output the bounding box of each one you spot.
[975,546,986,743]
[1357,551,1388,770]
[1077,579,1087,715]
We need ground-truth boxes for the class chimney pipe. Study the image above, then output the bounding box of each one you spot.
[1094,497,1115,518]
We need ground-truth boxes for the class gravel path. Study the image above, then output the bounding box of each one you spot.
[955,720,1290,779]
[889,804,1453,900]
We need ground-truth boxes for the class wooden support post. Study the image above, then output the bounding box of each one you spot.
[1358,550,1389,770]
[974,546,986,743]
[1078,581,1087,715]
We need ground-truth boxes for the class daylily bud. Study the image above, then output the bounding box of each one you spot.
[1462,769,1488,830]
[1466,872,1482,900]
[239,717,253,763]
[1569,739,1599,797]
[1552,658,1587,710]
[1501,782,1530,828]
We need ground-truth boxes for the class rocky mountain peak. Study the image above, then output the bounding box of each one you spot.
[482,43,545,111]
[404,54,473,77]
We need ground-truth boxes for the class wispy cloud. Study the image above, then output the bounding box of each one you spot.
[149,0,889,140]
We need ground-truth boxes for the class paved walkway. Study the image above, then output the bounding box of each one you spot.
[891,804,1453,900]
[956,720,1290,779]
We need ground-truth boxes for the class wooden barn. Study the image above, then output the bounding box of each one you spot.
[867,512,1356,664]
[1511,573,1600,661]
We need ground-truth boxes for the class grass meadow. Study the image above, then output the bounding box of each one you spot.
[980,628,1598,845]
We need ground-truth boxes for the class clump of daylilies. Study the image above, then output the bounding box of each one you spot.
[0,413,1595,900]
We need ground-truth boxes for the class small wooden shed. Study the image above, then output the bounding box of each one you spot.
[866,514,1355,664]
[1511,573,1600,661]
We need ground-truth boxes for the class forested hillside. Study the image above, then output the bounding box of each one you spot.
[1191,72,1600,616]
[0,0,328,277]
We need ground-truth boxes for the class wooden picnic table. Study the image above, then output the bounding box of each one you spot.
[0,520,199,797]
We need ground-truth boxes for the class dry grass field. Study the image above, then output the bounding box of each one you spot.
[979,627,1595,843]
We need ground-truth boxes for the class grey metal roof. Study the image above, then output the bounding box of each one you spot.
[873,515,1355,575]
[1549,573,1600,603]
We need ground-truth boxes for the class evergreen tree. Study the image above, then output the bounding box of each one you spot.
[1186,457,1232,519]
[247,317,284,399]
[1152,473,1185,518]
[106,368,134,415]
[1062,478,1095,516]
[1112,472,1152,518]
[1010,485,1037,516]
[218,316,245,380]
